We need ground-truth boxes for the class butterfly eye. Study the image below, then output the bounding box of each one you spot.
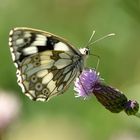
[85,49,89,55]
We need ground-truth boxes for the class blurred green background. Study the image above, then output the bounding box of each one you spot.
[0,0,140,140]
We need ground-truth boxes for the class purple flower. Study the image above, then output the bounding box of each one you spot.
[74,69,101,98]
[74,68,140,117]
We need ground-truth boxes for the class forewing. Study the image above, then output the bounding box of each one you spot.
[9,27,80,68]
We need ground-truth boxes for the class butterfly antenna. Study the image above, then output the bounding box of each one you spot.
[85,30,96,48]
[88,33,115,48]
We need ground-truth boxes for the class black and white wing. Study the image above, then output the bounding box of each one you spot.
[9,27,84,101]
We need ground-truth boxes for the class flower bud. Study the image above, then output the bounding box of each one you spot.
[124,100,139,116]
[93,84,128,113]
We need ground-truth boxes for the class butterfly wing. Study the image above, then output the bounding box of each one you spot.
[9,27,80,67]
[9,27,84,101]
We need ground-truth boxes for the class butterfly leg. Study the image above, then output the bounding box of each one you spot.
[90,54,100,71]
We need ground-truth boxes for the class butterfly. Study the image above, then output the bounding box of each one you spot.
[9,27,91,101]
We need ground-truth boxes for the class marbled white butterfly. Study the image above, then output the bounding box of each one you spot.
[9,27,114,101]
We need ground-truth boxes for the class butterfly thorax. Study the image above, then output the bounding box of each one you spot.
[79,48,89,56]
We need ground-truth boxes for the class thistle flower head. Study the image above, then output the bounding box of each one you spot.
[74,69,101,98]
[74,68,140,116]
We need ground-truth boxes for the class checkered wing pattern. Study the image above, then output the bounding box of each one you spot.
[9,27,84,101]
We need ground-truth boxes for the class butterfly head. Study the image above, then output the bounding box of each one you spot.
[79,48,90,56]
